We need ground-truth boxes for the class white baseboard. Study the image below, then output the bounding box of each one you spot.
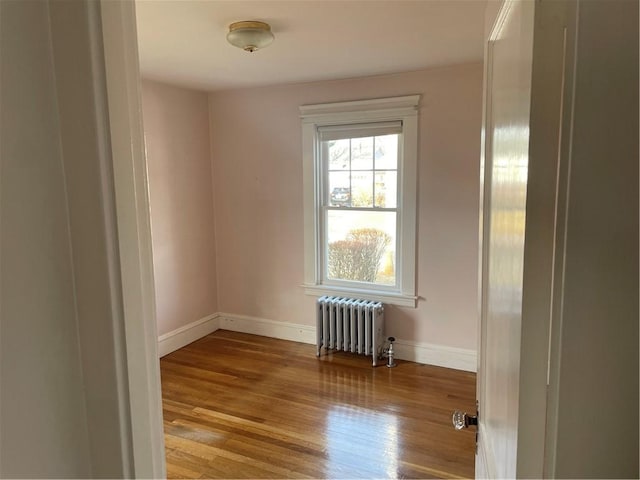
[157,313,220,357]
[393,339,476,372]
[217,313,477,371]
[217,313,317,345]
[158,312,477,372]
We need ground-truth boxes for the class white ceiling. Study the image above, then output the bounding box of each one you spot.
[135,0,487,92]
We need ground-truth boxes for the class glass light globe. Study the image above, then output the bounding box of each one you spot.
[227,21,274,53]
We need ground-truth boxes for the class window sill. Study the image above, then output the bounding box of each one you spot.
[302,284,417,308]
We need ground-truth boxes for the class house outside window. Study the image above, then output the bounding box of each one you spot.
[300,95,420,307]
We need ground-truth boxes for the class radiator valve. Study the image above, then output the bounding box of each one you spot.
[385,336,397,368]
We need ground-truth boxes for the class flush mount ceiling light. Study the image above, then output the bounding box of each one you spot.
[227,21,274,53]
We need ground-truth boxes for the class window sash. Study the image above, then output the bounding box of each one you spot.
[321,134,400,209]
[319,128,401,289]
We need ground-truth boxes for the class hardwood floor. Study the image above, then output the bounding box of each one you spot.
[160,330,477,479]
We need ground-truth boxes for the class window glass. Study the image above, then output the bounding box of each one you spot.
[351,137,374,170]
[328,172,350,206]
[328,139,350,170]
[326,210,396,286]
[375,171,397,208]
[374,134,398,170]
[322,131,399,287]
[351,172,374,207]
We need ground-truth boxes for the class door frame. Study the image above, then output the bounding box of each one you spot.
[100,1,166,477]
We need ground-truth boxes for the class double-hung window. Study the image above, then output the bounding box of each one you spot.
[301,96,420,307]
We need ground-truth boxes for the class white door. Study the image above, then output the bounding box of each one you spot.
[476,1,534,477]
[471,0,577,477]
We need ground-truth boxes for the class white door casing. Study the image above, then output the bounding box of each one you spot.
[100,1,166,477]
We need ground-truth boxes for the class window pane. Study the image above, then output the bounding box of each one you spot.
[374,134,398,170]
[374,171,397,208]
[328,139,350,170]
[326,210,396,286]
[351,172,373,207]
[351,137,373,170]
[328,172,351,207]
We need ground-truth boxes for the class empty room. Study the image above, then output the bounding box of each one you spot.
[137,1,483,477]
[132,0,638,478]
[1,0,637,478]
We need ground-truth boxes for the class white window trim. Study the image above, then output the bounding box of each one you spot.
[300,95,420,308]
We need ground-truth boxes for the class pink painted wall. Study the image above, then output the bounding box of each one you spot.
[141,80,218,336]
[209,64,482,350]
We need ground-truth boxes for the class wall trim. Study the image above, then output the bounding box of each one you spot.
[158,314,220,357]
[393,339,476,372]
[159,312,477,372]
[217,313,317,345]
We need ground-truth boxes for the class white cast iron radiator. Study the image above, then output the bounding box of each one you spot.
[316,296,385,366]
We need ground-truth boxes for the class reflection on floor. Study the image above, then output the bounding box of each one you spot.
[160,330,476,479]
[326,405,398,478]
